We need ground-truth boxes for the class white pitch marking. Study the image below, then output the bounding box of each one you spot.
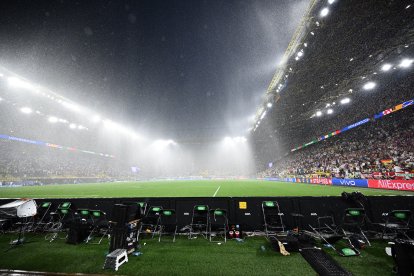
[213,186,221,197]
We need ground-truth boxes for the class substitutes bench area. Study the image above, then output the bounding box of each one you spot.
[0,192,413,274]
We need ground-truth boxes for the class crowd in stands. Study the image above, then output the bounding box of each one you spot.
[0,140,134,184]
[259,108,414,180]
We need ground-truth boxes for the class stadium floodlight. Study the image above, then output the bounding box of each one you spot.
[328,0,335,4]
[58,118,68,123]
[35,110,41,114]
[327,108,333,114]
[260,111,267,120]
[363,81,376,90]
[8,77,36,91]
[103,119,115,129]
[69,123,77,129]
[381,63,392,72]
[48,116,58,123]
[61,101,81,113]
[91,115,101,123]
[267,102,273,108]
[340,98,351,104]
[20,107,32,114]
[399,58,413,68]
[78,125,87,130]
[297,51,303,57]
[320,7,329,17]
[316,111,322,117]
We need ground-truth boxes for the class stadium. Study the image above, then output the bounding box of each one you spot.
[0,0,413,275]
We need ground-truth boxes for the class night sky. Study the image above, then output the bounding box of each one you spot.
[0,0,308,141]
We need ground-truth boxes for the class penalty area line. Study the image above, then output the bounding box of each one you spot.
[213,186,221,197]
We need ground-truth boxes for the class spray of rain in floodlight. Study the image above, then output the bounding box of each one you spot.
[327,109,333,114]
[320,7,329,17]
[8,77,36,91]
[61,101,81,113]
[340,98,351,104]
[224,137,232,143]
[91,115,101,123]
[316,111,322,117]
[167,139,177,145]
[20,107,32,114]
[363,81,376,90]
[399,58,413,68]
[381,63,392,72]
[103,119,116,129]
[48,116,58,123]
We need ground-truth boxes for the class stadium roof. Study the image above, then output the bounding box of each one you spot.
[252,0,414,164]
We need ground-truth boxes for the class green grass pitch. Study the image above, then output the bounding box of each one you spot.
[0,234,395,276]
[0,179,411,198]
[0,180,408,275]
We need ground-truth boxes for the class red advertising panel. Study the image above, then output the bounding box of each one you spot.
[310,178,332,185]
[368,179,414,191]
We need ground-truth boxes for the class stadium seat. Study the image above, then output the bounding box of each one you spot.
[32,201,52,232]
[378,210,412,240]
[136,202,148,217]
[341,208,371,246]
[77,209,93,222]
[44,201,73,242]
[86,210,109,244]
[208,208,228,243]
[189,205,209,239]
[158,209,178,242]
[262,201,285,237]
[138,206,163,240]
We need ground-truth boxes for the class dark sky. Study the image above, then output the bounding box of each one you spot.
[0,0,308,141]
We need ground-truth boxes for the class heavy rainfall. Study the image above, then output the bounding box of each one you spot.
[0,0,308,179]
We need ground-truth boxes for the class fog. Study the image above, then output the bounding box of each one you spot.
[0,1,309,179]
[126,138,255,178]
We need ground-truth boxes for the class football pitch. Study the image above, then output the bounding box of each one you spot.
[0,179,412,198]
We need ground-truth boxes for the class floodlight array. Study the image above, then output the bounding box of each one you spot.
[252,1,413,132]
